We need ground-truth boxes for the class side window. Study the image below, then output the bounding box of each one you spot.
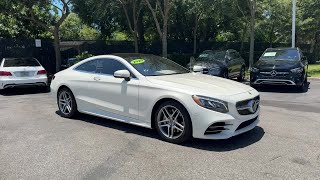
[75,60,97,73]
[208,52,215,60]
[96,59,129,75]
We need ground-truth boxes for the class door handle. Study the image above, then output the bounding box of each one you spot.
[94,76,101,81]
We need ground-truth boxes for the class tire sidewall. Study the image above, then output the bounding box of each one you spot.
[154,101,192,144]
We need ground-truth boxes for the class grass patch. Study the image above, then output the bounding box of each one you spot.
[308,63,320,78]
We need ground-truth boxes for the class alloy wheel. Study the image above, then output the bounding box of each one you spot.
[58,91,73,115]
[157,105,185,139]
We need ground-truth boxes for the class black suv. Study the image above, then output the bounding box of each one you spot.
[250,47,308,91]
[190,49,246,81]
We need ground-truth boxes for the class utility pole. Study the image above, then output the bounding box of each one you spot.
[292,0,296,48]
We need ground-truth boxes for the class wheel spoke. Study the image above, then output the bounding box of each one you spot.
[175,121,184,130]
[66,105,71,113]
[170,109,178,118]
[158,119,169,124]
[162,108,170,119]
[159,124,169,128]
[174,126,183,132]
[170,126,174,138]
[173,111,180,121]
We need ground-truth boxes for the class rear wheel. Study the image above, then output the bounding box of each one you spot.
[237,66,246,81]
[57,88,78,118]
[154,101,192,144]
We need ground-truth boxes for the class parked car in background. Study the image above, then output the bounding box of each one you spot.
[250,47,308,91]
[61,58,78,70]
[0,58,48,90]
[51,54,260,144]
[190,49,246,81]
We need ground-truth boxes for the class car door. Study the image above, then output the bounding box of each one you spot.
[86,58,139,121]
[233,51,243,74]
[226,51,237,77]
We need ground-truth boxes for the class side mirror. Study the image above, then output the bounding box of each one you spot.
[114,70,131,81]
[193,65,203,72]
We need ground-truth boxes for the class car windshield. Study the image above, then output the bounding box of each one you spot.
[3,58,40,67]
[260,49,299,61]
[197,51,225,61]
[122,55,190,76]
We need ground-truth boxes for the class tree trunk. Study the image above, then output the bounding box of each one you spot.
[249,0,256,69]
[53,27,61,72]
[193,16,199,55]
[133,32,139,53]
[162,20,168,58]
[240,25,247,55]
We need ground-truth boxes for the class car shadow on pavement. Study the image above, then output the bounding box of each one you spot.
[60,112,265,152]
[0,87,50,96]
[253,82,310,93]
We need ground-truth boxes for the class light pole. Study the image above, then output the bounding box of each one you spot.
[292,0,296,48]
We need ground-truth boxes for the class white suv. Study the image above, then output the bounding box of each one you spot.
[0,58,48,90]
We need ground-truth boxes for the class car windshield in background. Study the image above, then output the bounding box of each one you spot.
[197,51,225,61]
[123,55,190,76]
[260,49,299,61]
[4,58,40,67]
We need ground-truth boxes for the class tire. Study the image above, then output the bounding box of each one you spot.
[237,66,245,81]
[57,88,78,118]
[154,100,192,144]
[297,74,307,92]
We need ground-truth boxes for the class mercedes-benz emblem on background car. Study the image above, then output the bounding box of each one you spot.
[248,99,260,113]
[270,70,277,77]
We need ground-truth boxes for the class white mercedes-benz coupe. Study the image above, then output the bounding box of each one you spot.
[0,58,48,90]
[50,54,260,144]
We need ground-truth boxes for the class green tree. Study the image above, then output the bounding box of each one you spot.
[60,13,100,40]
[0,0,71,72]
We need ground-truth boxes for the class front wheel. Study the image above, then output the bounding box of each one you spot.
[154,101,192,144]
[297,74,308,92]
[57,88,78,118]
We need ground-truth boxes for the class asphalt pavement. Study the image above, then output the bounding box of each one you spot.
[0,80,320,179]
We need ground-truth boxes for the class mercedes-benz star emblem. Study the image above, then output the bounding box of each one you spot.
[248,100,260,113]
[270,70,277,77]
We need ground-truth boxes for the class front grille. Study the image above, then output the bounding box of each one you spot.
[259,71,290,78]
[236,96,260,115]
[204,122,231,135]
[236,116,258,131]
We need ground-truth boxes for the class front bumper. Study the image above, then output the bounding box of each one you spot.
[250,72,304,86]
[188,90,260,139]
[0,76,48,89]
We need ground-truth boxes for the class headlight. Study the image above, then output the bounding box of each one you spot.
[291,67,303,73]
[192,95,229,113]
[250,67,259,73]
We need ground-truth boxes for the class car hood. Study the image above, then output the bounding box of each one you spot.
[255,59,301,71]
[189,60,225,69]
[146,73,253,96]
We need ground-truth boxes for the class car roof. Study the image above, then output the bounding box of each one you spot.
[266,47,299,51]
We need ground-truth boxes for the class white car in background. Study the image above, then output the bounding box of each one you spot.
[0,58,48,90]
[50,54,260,144]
